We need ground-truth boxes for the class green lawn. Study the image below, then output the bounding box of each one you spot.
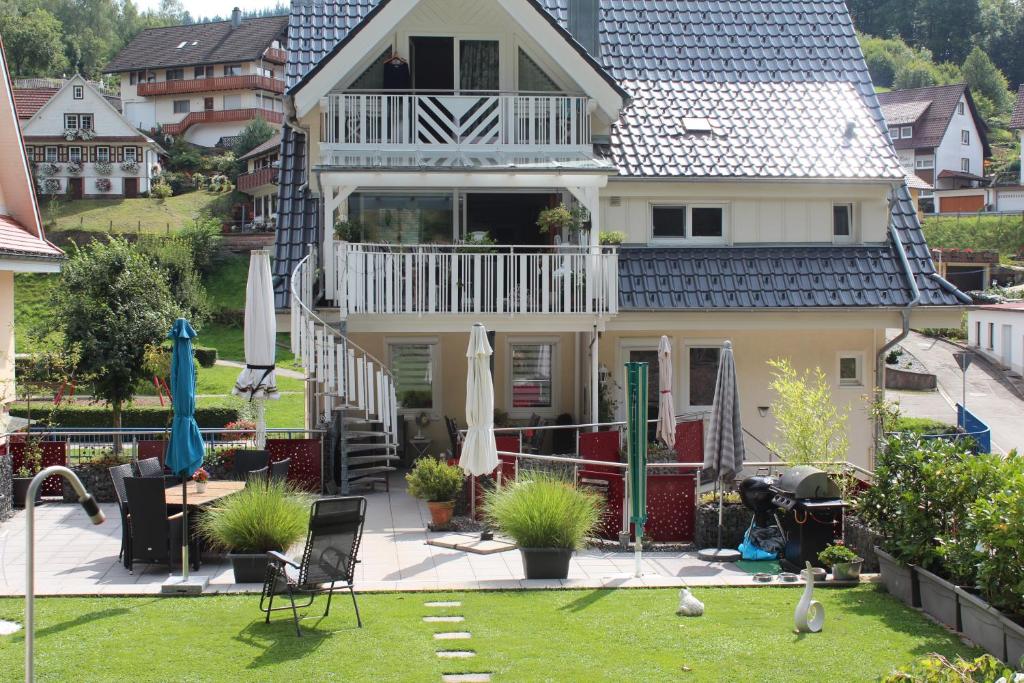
[46,190,227,236]
[921,212,1024,260]
[0,587,979,682]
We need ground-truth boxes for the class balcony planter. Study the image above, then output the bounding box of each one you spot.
[519,548,573,580]
[12,477,41,508]
[1001,612,1024,668]
[955,587,1006,661]
[875,546,919,607]
[228,552,269,583]
[915,566,960,630]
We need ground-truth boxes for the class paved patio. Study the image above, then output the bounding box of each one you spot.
[0,475,757,596]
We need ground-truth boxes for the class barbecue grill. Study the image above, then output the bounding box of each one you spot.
[738,476,778,528]
[770,466,844,571]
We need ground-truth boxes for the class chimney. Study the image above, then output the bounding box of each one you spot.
[567,0,600,59]
[230,7,242,28]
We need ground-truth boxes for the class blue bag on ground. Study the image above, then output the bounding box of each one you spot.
[738,521,778,561]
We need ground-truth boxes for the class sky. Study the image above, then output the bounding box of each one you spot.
[134,0,284,20]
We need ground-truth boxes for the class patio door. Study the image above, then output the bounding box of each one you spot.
[410,37,454,91]
[465,193,557,245]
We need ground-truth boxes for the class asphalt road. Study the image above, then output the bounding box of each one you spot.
[888,331,1024,455]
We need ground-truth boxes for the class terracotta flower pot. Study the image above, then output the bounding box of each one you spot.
[427,501,455,528]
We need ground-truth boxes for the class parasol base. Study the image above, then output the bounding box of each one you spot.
[698,548,741,563]
[161,575,210,595]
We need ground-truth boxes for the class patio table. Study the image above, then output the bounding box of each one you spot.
[164,480,245,570]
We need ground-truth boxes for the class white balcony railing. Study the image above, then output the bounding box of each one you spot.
[320,92,592,151]
[331,242,618,317]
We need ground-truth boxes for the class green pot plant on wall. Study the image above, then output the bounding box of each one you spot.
[199,479,311,582]
[484,473,602,580]
[406,457,465,530]
[818,542,862,582]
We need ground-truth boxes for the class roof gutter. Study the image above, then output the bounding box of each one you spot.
[874,185,921,451]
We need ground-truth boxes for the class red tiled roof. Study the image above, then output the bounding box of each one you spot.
[1011,85,1024,130]
[938,169,986,181]
[977,301,1024,312]
[0,215,63,259]
[12,88,58,119]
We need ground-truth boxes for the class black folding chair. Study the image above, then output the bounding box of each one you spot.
[444,416,461,457]
[270,458,290,481]
[259,497,367,636]
[108,463,134,566]
[123,476,185,573]
[233,449,270,481]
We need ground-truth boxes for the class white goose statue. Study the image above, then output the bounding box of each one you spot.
[794,562,825,633]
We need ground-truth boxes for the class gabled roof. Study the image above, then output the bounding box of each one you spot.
[877,84,990,156]
[881,100,931,127]
[237,133,281,162]
[13,87,59,120]
[1011,85,1024,130]
[0,38,62,264]
[104,15,288,73]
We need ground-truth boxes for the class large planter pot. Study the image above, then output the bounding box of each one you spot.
[229,552,270,583]
[520,548,573,580]
[1001,612,1024,668]
[830,560,863,582]
[916,567,960,631]
[12,478,41,508]
[427,500,455,529]
[875,547,919,607]
[955,587,1006,662]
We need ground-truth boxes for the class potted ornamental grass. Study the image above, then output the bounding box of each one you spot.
[484,473,602,580]
[406,456,465,529]
[198,478,310,582]
[818,542,862,582]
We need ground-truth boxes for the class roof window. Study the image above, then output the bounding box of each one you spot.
[682,117,713,134]
[176,41,188,49]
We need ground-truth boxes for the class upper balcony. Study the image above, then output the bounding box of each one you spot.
[319,91,593,157]
[163,108,283,135]
[262,47,287,65]
[138,75,285,97]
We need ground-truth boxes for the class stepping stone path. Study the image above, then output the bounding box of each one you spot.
[424,599,492,682]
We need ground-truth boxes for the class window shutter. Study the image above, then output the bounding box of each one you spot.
[390,344,434,410]
[58,147,67,162]
[90,147,96,162]
[137,147,142,161]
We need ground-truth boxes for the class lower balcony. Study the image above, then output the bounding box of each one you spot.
[162,109,283,136]
[237,166,278,193]
[331,241,618,318]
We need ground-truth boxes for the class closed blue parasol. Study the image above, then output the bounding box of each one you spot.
[166,318,205,580]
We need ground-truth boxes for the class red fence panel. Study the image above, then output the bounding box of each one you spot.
[12,441,68,496]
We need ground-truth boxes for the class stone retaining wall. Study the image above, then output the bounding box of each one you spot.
[844,515,883,573]
[0,454,12,522]
[695,504,750,549]
[885,367,938,391]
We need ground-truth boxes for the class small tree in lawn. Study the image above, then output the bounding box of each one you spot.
[49,238,177,432]
[767,358,849,470]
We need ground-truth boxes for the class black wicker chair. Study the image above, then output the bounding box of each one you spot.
[135,457,164,478]
[123,476,185,573]
[270,458,290,481]
[246,466,269,484]
[108,463,134,566]
[233,450,270,481]
[259,497,367,636]
[444,416,461,457]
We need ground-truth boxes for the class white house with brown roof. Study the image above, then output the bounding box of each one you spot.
[18,75,164,199]
[878,84,990,214]
[1010,85,1024,190]
[0,38,64,417]
[105,10,288,148]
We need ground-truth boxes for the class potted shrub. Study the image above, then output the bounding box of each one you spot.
[12,439,44,508]
[406,457,464,529]
[198,479,310,582]
[484,474,602,580]
[818,542,862,582]
[192,467,209,494]
[536,203,585,238]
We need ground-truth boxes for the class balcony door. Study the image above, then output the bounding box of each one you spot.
[465,193,557,246]
[410,36,499,93]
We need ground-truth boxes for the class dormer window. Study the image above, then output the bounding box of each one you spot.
[958,101,965,115]
[899,126,913,139]
[176,41,188,49]
[73,85,84,100]
[651,204,725,241]
[833,203,853,242]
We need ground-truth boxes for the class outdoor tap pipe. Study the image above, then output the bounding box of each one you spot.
[25,466,105,682]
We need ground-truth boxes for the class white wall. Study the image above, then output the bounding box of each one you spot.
[967,307,1024,376]
[183,120,250,147]
[23,77,140,139]
[934,94,984,182]
[600,179,892,245]
[994,188,1024,212]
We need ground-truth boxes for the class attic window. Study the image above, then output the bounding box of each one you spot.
[177,41,188,48]
[899,126,913,139]
[682,117,713,134]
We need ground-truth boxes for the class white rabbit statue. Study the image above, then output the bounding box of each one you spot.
[676,588,705,617]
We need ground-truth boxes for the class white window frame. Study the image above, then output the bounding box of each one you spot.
[915,158,934,169]
[958,101,965,116]
[386,337,441,417]
[649,202,728,244]
[223,64,242,77]
[64,114,79,129]
[173,99,190,114]
[123,147,137,162]
[96,146,109,163]
[44,146,57,162]
[682,339,726,410]
[79,114,92,130]
[900,126,913,139]
[72,85,84,100]
[961,129,970,145]
[961,158,971,173]
[832,203,854,243]
[838,352,864,388]
[506,336,559,418]
[68,146,82,163]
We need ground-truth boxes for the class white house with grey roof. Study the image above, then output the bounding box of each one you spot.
[272,0,969,489]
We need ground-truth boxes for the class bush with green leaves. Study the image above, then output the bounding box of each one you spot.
[767,358,849,468]
[881,653,1016,683]
[405,457,464,502]
[137,236,211,328]
[8,402,240,428]
[818,542,860,567]
[232,117,276,159]
[599,231,625,245]
[969,458,1024,614]
[484,473,602,549]
[150,181,172,202]
[198,478,311,553]
[175,218,223,275]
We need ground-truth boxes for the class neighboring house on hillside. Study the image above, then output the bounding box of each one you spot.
[968,302,1024,377]
[105,9,288,148]
[0,39,64,421]
[13,78,122,117]
[17,75,164,199]
[236,133,280,228]
[1001,85,1024,212]
[878,84,990,215]
[273,0,968,484]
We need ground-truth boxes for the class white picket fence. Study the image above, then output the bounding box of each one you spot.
[330,242,619,317]
[320,92,592,151]
[291,249,397,439]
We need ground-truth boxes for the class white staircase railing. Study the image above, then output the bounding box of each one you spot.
[291,250,398,488]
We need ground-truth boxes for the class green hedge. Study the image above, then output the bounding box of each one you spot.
[9,403,240,428]
[194,345,218,368]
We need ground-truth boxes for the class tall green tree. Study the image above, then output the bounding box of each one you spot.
[233,117,276,158]
[961,46,1012,115]
[48,238,177,429]
[0,7,69,77]
[913,0,981,63]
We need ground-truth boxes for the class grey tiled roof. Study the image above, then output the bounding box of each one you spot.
[273,126,319,308]
[273,0,967,308]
